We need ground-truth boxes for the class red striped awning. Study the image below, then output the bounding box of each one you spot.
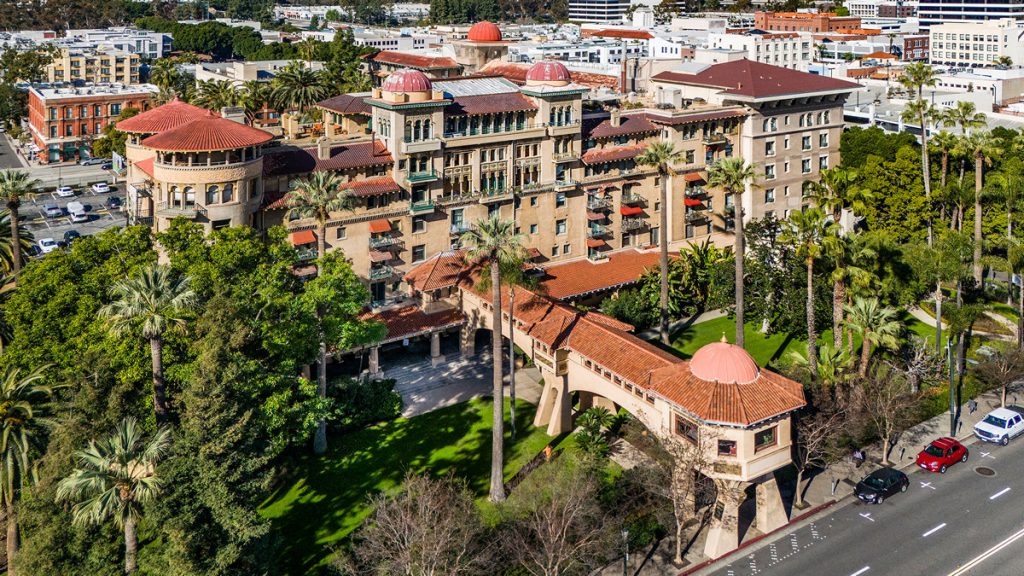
[620,205,643,216]
[586,238,607,248]
[290,230,316,246]
[369,250,392,263]
[684,198,703,207]
[684,172,706,182]
[368,219,392,233]
[587,211,605,221]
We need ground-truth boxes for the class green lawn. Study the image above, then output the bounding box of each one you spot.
[260,398,557,575]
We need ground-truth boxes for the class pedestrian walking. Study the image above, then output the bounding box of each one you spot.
[968,398,978,415]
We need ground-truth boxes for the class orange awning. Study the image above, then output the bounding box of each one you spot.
[290,230,316,246]
[684,198,703,207]
[587,211,606,221]
[369,250,392,263]
[369,219,392,233]
[620,205,643,216]
[586,238,606,248]
[684,172,705,182]
[527,247,542,259]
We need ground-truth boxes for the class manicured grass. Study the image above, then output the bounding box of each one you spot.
[992,302,1020,324]
[260,398,556,575]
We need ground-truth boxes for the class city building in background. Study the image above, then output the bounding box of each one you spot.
[46,47,141,85]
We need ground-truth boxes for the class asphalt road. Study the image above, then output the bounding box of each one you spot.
[702,435,1024,576]
[0,133,25,169]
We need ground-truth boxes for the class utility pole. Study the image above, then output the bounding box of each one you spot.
[948,335,956,436]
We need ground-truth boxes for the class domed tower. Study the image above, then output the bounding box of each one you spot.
[454,21,509,74]
[525,60,572,88]
[520,60,587,188]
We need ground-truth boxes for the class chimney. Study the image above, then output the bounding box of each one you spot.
[610,108,621,127]
[220,106,246,124]
[317,137,331,160]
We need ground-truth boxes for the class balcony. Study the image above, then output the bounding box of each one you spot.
[686,211,708,223]
[444,122,535,138]
[296,246,317,262]
[410,200,435,215]
[155,202,206,219]
[479,188,513,203]
[369,265,398,281]
[621,192,645,205]
[686,187,707,198]
[553,179,576,192]
[587,224,609,239]
[436,191,479,205]
[587,197,612,211]
[404,169,438,184]
[546,120,581,137]
[622,218,647,232]
[369,236,403,250]
[401,138,442,154]
[702,133,729,145]
[450,223,471,235]
[552,151,578,163]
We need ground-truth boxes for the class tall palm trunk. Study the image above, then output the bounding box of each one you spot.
[733,191,745,347]
[659,167,670,345]
[806,258,818,380]
[1018,280,1023,348]
[859,332,873,377]
[149,337,168,424]
[919,102,933,246]
[935,282,943,356]
[8,202,20,276]
[973,153,983,283]
[489,261,506,502]
[313,334,327,454]
[5,500,16,576]
[124,514,138,574]
[833,277,845,348]
[940,153,949,191]
[316,220,327,263]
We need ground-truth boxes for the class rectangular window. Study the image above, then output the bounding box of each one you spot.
[718,439,737,456]
[336,226,346,239]
[556,192,566,208]
[674,414,698,443]
[819,132,829,147]
[412,244,426,262]
[765,188,775,203]
[412,216,426,233]
[802,158,812,174]
[765,141,775,156]
[556,219,566,235]
[685,150,695,163]
[551,245,558,257]
[530,196,538,207]
[765,165,776,180]
[819,155,829,170]
[562,243,571,255]
[530,223,538,234]
[802,135,811,151]
[754,426,778,452]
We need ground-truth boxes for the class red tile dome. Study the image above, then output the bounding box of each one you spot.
[467,21,502,42]
[116,97,212,134]
[526,60,571,84]
[381,68,433,93]
[689,340,760,385]
[140,110,273,152]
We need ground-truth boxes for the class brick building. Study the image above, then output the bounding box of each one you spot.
[753,12,862,33]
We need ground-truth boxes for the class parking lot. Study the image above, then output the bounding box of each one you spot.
[23,183,127,246]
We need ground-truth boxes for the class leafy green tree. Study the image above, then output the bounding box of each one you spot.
[858,146,929,242]
[839,126,917,169]
[707,157,758,347]
[985,157,1024,241]
[0,365,53,575]
[285,172,353,265]
[637,142,684,344]
[100,265,198,424]
[575,406,615,458]
[147,58,180,90]
[845,297,902,377]
[0,83,28,130]
[56,418,171,575]
[907,233,971,354]
[0,170,39,276]
[90,108,140,160]
[461,215,525,502]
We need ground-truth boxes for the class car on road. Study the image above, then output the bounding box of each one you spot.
[43,204,62,218]
[55,186,75,198]
[106,196,122,211]
[79,157,108,166]
[916,437,968,473]
[66,201,88,223]
[37,238,58,254]
[63,230,81,244]
[974,406,1024,445]
[91,182,110,194]
[854,468,909,504]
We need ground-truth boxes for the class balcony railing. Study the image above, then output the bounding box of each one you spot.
[686,211,708,222]
[686,187,707,198]
[587,225,609,238]
[622,218,646,232]
[369,265,398,281]
[552,151,579,163]
[587,197,612,211]
[621,192,645,205]
[155,202,206,219]
[702,133,729,145]
[443,122,535,138]
[409,200,435,214]
[479,188,513,203]
[450,223,471,235]
[405,169,438,183]
[369,236,402,250]
[436,191,480,205]
[296,246,318,262]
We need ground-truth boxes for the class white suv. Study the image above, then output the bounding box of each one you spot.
[974,406,1024,446]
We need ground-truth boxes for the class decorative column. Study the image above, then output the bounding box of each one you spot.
[755,474,788,534]
[532,366,571,436]
[368,346,383,379]
[460,325,476,356]
[703,479,746,559]
[430,331,445,367]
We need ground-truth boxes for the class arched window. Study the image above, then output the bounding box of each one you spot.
[763,119,770,132]
[799,115,805,127]
[423,118,431,139]
[184,186,195,206]
[565,107,572,124]
[550,108,556,125]
[824,111,831,123]
[414,120,422,141]
[223,183,234,203]
[770,118,778,131]
[404,121,412,141]
[206,185,219,204]
[168,185,179,205]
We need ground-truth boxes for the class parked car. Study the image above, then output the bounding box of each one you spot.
[106,196,122,210]
[66,201,87,223]
[79,157,107,166]
[37,238,58,254]
[43,204,62,218]
[974,406,1024,445]
[101,162,113,170]
[91,182,110,194]
[63,230,81,243]
[916,437,968,473]
[55,186,75,198]
[854,468,909,504]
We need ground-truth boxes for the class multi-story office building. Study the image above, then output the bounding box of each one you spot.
[569,0,634,23]
[28,84,158,163]
[708,31,813,71]
[919,0,1024,28]
[121,58,857,306]
[64,28,173,59]
[929,18,1024,67]
[754,11,863,33]
[46,47,141,85]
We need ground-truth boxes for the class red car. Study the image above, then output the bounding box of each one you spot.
[916,437,969,473]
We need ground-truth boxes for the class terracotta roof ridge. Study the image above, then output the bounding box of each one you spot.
[761,370,808,404]
[571,316,681,367]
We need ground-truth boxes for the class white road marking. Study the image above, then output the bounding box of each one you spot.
[860,512,875,522]
[947,525,1024,576]
[981,451,995,459]
[850,567,870,576]
[921,481,936,490]
[923,523,947,537]
[990,487,1011,500]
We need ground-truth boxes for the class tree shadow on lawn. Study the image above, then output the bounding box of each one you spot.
[261,397,545,575]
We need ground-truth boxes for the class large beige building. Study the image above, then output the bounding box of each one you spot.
[47,47,141,85]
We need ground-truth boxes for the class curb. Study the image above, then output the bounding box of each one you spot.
[677,499,839,576]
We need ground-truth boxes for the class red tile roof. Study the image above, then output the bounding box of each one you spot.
[581,143,647,165]
[135,157,154,178]
[479,62,618,90]
[651,59,860,99]
[318,93,372,116]
[644,108,748,126]
[116,98,211,134]
[372,50,459,70]
[447,93,537,116]
[861,51,897,60]
[361,305,465,344]
[591,28,654,40]
[140,112,274,152]
[341,176,400,197]
[564,318,682,385]
[404,250,469,292]
[587,113,660,139]
[262,140,393,177]
[537,248,672,300]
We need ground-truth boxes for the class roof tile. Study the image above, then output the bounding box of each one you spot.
[651,59,860,99]
[262,140,393,177]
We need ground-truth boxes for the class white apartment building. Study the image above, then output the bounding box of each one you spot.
[929,19,1024,68]
[919,0,1024,28]
[195,60,326,84]
[510,38,646,65]
[708,31,812,70]
[568,0,634,23]
[64,28,173,59]
[300,29,443,51]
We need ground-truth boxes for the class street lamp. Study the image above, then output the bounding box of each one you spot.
[947,335,956,436]
[621,528,630,576]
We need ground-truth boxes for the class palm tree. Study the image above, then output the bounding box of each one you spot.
[845,297,902,377]
[56,418,171,575]
[239,80,270,125]
[1009,240,1024,346]
[99,265,197,425]
[193,79,240,112]
[285,172,353,269]
[0,170,39,276]
[941,100,987,137]
[787,343,853,388]
[270,61,328,127]
[932,130,959,194]
[636,141,684,345]
[147,58,178,90]
[985,158,1023,240]
[781,208,837,381]
[707,158,759,348]
[460,216,525,503]
[900,63,938,244]
[825,234,873,349]
[994,55,1014,68]
[0,211,33,275]
[959,131,1001,282]
[0,365,53,575]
